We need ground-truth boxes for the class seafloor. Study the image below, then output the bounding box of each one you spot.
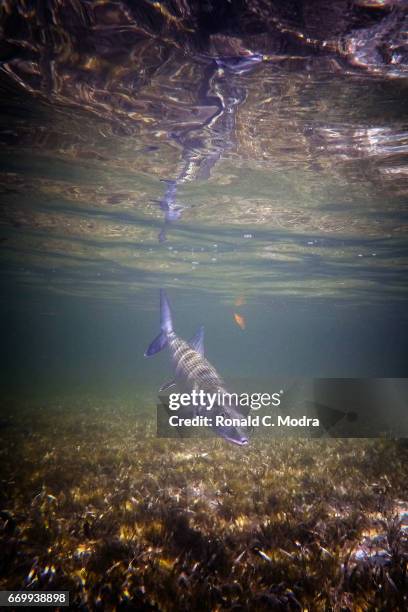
[0,398,407,611]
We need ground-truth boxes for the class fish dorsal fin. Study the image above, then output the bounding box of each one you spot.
[189,326,205,356]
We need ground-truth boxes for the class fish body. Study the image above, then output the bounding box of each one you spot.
[167,333,222,392]
[145,290,248,446]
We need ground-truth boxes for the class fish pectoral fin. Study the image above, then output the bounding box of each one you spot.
[159,379,176,392]
[189,326,205,355]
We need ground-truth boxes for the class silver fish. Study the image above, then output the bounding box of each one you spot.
[145,290,248,446]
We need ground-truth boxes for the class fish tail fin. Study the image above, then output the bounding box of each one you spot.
[144,289,173,356]
[159,289,173,334]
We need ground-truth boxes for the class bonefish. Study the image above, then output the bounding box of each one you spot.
[145,290,248,445]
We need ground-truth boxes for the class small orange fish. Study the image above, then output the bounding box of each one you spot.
[233,313,246,330]
[234,295,246,307]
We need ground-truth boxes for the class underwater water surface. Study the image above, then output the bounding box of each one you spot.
[1,1,408,609]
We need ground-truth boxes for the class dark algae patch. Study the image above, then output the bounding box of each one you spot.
[0,400,407,611]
